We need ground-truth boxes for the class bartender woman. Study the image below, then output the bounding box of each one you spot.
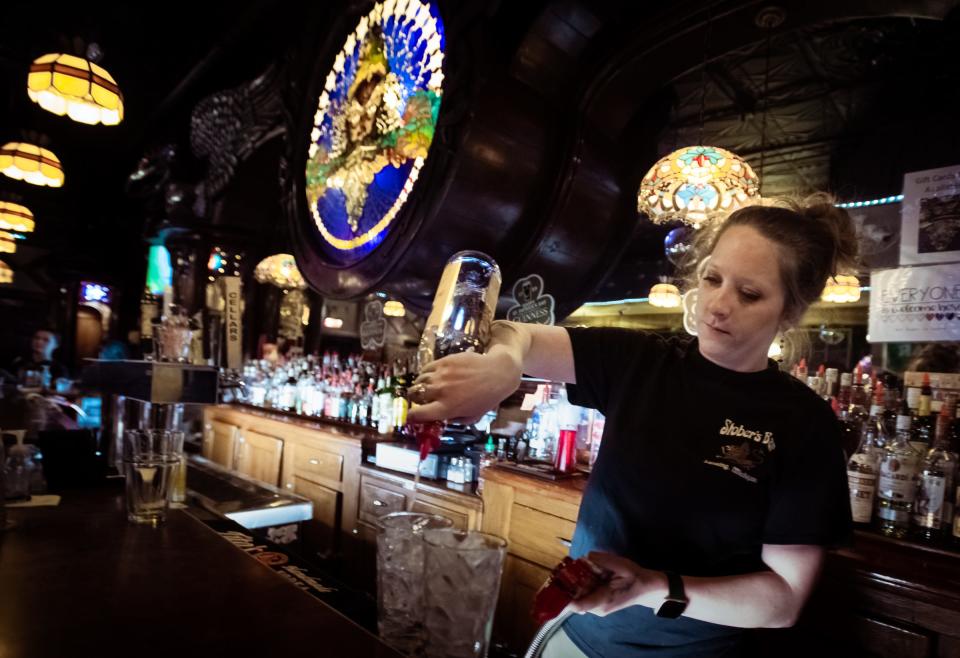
[407,196,857,657]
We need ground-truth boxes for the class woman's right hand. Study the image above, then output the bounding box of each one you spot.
[406,347,523,425]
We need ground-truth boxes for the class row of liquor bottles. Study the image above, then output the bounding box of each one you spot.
[240,351,415,433]
[828,366,960,543]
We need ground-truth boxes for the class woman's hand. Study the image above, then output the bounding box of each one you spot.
[566,552,668,618]
[406,347,523,425]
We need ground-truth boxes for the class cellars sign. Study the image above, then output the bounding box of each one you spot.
[868,264,960,342]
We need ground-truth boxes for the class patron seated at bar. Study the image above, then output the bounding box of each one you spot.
[409,195,857,657]
[11,327,69,385]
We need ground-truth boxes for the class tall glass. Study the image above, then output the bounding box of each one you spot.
[122,429,182,526]
[377,512,454,655]
[422,528,507,658]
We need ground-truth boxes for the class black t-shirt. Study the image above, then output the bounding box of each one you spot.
[560,328,852,658]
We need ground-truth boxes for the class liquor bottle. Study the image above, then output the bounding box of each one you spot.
[913,397,958,541]
[876,403,922,538]
[377,368,394,434]
[825,368,839,400]
[392,374,409,432]
[795,358,808,382]
[863,384,889,458]
[847,424,880,525]
[914,373,935,447]
[140,288,159,359]
[882,375,900,436]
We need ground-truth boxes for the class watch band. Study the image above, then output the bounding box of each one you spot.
[666,571,684,599]
[655,571,688,619]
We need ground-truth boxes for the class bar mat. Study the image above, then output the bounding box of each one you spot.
[7,495,62,507]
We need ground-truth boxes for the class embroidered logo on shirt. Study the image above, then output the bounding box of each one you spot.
[718,418,776,451]
[703,419,776,483]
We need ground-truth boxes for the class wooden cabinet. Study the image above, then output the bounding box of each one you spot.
[235,429,284,487]
[356,467,482,540]
[203,420,239,469]
[495,555,551,652]
[479,468,586,653]
[202,406,364,536]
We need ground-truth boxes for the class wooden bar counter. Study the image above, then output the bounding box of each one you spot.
[0,483,401,658]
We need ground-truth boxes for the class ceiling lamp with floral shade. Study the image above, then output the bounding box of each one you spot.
[638,145,761,229]
[0,232,18,254]
[821,274,861,303]
[27,53,124,126]
[254,254,307,290]
[0,142,64,187]
[0,201,35,233]
[0,260,12,284]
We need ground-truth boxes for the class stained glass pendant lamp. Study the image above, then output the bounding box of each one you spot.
[27,53,124,126]
[254,254,307,290]
[638,145,760,229]
[0,142,64,187]
[821,275,861,303]
[0,201,35,233]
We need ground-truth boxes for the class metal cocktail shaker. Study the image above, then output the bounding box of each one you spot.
[418,251,502,367]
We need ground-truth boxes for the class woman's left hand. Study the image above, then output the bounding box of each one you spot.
[566,552,669,617]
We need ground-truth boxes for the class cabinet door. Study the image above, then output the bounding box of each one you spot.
[293,476,340,530]
[236,430,283,486]
[204,420,238,469]
[359,481,408,527]
[494,554,551,653]
[411,496,471,531]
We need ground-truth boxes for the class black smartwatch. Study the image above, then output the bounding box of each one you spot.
[654,571,689,619]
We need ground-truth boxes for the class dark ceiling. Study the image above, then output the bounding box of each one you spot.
[1,1,959,313]
[0,0,300,294]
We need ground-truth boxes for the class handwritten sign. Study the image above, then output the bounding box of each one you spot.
[222,276,243,369]
[868,264,960,342]
[506,274,555,325]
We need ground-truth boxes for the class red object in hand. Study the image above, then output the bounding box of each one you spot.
[407,421,443,460]
[532,557,611,624]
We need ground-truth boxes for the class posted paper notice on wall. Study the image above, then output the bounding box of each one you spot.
[869,264,960,343]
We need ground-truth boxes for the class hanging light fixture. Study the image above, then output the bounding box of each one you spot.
[383,300,406,317]
[27,53,124,126]
[0,232,17,254]
[0,260,12,284]
[0,142,64,187]
[254,254,307,290]
[821,275,861,303]
[638,146,760,228]
[648,283,682,308]
[637,12,761,229]
[0,201,35,233]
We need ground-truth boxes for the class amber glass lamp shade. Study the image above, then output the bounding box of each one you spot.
[638,145,760,228]
[0,142,64,187]
[254,254,307,290]
[0,260,12,284]
[383,300,405,317]
[649,283,682,308]
[0,231,17,254]
[0,201,35,233]
[27,53,124,126]
[821,275,861,303]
